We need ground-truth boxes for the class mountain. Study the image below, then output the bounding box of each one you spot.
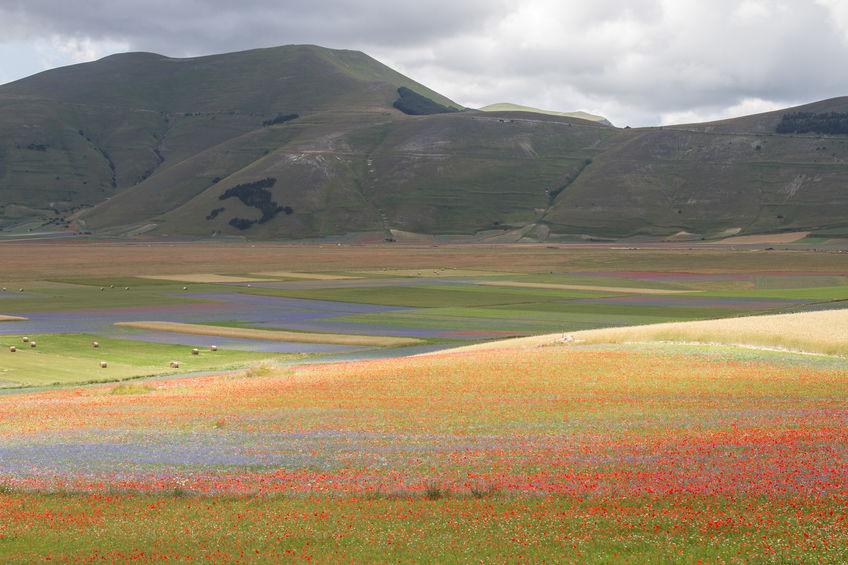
[480,103,611,126]
[543,97,848,239]
[0,45,847,241]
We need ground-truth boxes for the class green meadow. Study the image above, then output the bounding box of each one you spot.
[0,333,288,388]
[244,284,615,308]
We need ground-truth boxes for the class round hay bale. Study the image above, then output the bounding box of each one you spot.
[109,284,114,288]
[210,345,218,352]
[191,348,200,356]
[125,287,130,291]
[21,337,28,343]
[18,288,23,292]
[99,361,108,368]
[92,341,100,348]
[9,346,16,353]
[169,361,180,369]
[100,287,105,292]
[182,286,188,291]
[30,341,36,348]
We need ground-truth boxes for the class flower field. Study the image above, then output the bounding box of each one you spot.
[0,343,846,561]
[2,242,848,560]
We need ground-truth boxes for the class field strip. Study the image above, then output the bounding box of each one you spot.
[353,269,512,278]
[477,281,696,295]
[0,315,27,322]
[437,309,848,356]
[114,321,423,347]
[141,274,276,283]
[717,231,811,244]
[252,271,359,280]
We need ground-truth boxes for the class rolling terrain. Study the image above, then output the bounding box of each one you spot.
[479,102,612,124]
[1,45,848,240]
[544,96,848,239]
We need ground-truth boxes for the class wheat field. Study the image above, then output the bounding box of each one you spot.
[447,309,848,356]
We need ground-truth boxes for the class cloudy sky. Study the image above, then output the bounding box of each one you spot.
[1,0,847,126]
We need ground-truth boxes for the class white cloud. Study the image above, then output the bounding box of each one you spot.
[659,97,791,126]
[0,0,846,125]
[37,36,130,70]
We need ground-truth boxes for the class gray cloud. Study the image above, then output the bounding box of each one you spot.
[1,0,847,125]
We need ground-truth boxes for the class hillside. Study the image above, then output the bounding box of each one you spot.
[543,96,848,239]
[0,45,847,240]
[480,103,611,125]
[0,45,464,232]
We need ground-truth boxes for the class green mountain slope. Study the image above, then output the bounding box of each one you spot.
[0,45,462,229]
[543,97,848,238]
[1,45,847,240]
[480,103,611,125]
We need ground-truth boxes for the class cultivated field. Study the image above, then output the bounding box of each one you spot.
[0,241,846,561]
[115,321,424,347]
[451,309,848,357]
[1,336,846,561]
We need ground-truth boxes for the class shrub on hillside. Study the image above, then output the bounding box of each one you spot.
[262,113,299,127]
[393,87,458,116]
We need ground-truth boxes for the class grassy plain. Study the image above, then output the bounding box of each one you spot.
[2,242,847,282]
[477,280,695,294]
[245,284,613,308]
[0,333,285,387]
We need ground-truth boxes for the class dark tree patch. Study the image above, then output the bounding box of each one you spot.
[393,87,458,116]
[262,113,299,126]
[228,218,255,230]
[206,207,225,220]
[776,112,848,135]
[219,177,293,230]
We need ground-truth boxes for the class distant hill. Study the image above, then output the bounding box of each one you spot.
[542,96,848,239]
[1,45,847,240]
[480,103,612,126]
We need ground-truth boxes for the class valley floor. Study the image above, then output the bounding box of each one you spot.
[0,241,846,561]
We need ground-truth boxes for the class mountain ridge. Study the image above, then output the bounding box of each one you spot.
[1,44,846,240]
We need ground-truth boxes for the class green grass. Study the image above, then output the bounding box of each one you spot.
[242,284,612,308]
[0,493,843,562]
[0,333,294,387]
[752,275,847,289]
[337,303,749,334]
[498,273,694,290]
[109,383,156,395]
[48,277,179,288]
[0,282,222,313]
[703,285,848,301]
